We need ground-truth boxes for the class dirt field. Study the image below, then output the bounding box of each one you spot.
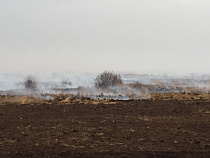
[0,98,210,157]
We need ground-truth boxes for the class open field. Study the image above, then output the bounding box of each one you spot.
[0,95,210,157]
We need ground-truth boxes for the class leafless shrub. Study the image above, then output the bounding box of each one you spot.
[61,78,71,86]
[94,71,123,89]
[24,76,37,90]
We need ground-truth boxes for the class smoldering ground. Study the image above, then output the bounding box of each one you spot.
[0,72,210,101]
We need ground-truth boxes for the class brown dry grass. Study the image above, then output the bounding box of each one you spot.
[60,97,117,105]
[150,92,210,100]
[0,94,117,105]
[0,95,44,105]
[1,92,209,106]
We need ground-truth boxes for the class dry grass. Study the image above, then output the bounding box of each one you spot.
[60,96,117,105]
[1,92,209,106]
[0,95,44,105]
[0,94,118,105]
[150,92,210,100]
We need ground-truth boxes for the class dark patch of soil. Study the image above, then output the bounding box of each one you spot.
[0,99,210,157]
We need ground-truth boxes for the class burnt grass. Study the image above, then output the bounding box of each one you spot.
[0,99,210,158]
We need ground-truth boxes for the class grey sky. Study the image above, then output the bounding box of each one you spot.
[0,0,209,75]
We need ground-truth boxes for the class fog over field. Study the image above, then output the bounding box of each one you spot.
[0,72,209,101]
[0,0,209,75]
[0,1,209,98]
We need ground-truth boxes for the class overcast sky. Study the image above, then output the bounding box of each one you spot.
[0,0,209,75]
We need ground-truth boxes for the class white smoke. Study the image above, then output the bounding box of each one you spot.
[0,72,210,100]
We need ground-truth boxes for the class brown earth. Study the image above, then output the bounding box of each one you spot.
[0,98,210,158]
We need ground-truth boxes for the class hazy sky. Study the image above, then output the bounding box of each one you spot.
[0,0,209,75]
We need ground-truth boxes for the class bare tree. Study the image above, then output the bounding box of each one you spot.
[61,78,71,86]
[24,76,37,90]
[94,71,123,88]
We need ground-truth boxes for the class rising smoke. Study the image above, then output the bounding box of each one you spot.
[0,72,210,100]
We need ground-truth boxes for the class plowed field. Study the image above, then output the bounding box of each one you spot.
[0,99,210,157]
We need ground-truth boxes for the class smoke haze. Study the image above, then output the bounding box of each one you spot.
[0,0,210,75]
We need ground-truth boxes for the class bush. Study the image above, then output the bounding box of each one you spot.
[94,71,123,88]
[61,78,71,86]
[24,76,37,90]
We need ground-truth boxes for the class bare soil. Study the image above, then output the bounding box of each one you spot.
[0,99,210,157]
